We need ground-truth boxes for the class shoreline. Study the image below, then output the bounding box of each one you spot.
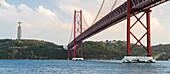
[0,59,169,61]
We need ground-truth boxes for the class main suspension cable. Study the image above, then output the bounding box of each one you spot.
[82,15,89,28]
[69,22,74,43]
[91,0,105,25]
[110,0,118,12]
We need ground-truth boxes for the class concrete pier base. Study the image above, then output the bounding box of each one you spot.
[122,56,155,63]
[72,58,84,61]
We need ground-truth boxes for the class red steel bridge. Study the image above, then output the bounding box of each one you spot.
[67,0,170,59]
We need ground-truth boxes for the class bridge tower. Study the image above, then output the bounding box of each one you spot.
[68,10,84,61]
[123,0,155,63]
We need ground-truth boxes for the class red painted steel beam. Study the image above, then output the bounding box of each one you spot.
[130,13,145,29]
[68,0,169,49]
[130,32,147,51]
[127,0,131,56]
[74,10,76,58]
[80,10,83,58]
[146,9,151,56]
[133,13,147,29]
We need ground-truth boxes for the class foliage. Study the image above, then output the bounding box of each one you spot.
[0,39,67,59]
[0,39,169,60]
[78,41,170,60]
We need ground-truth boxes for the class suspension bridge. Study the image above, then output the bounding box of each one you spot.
[67,0,169,63]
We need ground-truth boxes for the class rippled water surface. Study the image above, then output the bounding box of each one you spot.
[0,60,169,74]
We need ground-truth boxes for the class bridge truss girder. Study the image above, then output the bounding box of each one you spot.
[68,0,169,49]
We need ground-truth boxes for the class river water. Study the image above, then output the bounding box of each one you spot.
[0,60,169,74]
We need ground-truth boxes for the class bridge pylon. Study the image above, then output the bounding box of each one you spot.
[123,0,155,63]
[68,10,84,61]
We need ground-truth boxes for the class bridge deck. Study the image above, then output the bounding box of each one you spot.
[68,0,169,49]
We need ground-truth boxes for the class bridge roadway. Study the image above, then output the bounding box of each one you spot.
[68,0,169,49]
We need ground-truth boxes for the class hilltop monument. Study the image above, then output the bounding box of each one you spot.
[17,22,22,40]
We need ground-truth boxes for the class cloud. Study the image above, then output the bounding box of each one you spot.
[56,0,100,24]
[0,0,66,31]
[58,5,80,15]
[0,0,72,44]
[37,6,57,20]
[0,0,15,8]
[56,0,126,28]
[0,0,169,45]
[151,17,167,32]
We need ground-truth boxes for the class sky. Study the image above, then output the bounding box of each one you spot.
[0,0,170,46]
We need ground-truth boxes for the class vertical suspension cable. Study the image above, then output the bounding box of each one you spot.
[82,15,89,28]
[110,0,118,12]
[69,23,74,43]
[80,0,119,31]
[92,0,105,25]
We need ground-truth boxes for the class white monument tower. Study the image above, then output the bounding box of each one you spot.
[17,22,22,40]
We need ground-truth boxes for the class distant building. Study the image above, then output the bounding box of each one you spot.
[17,22,22,40]
[104,40,117,44]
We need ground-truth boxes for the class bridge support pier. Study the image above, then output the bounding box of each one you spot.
[124,0,155,63]
[122,56,155,63]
